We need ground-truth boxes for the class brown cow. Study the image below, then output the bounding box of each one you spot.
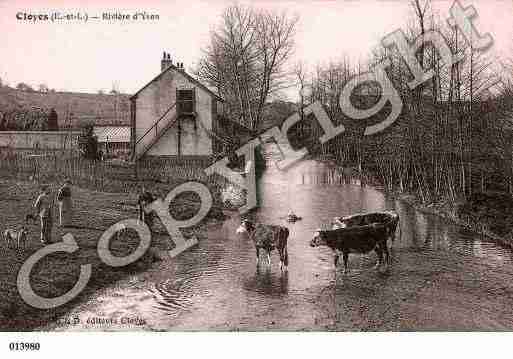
[236,219,289,271]
[310,222,391,274]
[332,211,400,246]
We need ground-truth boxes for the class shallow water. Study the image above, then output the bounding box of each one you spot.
[54,150,513,331]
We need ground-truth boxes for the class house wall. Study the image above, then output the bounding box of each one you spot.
[0,131,80,150]
[134,69,213,157]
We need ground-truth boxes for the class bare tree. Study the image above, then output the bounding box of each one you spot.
[196,4,298,132]
[110,81,120,94]
[294,61,308,120]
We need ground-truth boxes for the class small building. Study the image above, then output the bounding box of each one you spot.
[93,125,131,158]
[130,52,225,162]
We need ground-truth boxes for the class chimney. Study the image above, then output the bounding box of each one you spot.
[161,51,173,72]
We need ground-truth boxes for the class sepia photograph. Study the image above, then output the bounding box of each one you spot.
[1,0,513,351]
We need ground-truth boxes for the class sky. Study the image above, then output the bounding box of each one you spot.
[0,0,512,99]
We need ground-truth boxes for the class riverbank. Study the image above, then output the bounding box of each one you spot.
[312,156,513,250]
[0,179,227,331]
[395,193,513,249]
[34,158,513,332]
[329,243,513,331]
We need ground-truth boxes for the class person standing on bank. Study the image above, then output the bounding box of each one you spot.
[34,185,53,244]
[57,179,73,227]
[138,186,156,230]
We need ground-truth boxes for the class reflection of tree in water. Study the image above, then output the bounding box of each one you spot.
[414,211,428,247]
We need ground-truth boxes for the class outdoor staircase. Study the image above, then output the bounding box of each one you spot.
[132,102,178,161]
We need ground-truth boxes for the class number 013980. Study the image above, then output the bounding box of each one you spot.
[9,342,40,351]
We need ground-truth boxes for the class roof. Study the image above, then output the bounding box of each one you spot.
[93,126,131,143]
[130,64,223,101]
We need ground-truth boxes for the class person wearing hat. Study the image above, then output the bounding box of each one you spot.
[34,185,53,244]
[57,179,73,227]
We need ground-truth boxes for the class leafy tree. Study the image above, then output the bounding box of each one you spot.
[47,108,59,131]
[16,82,34,92]
[78,124,99,160]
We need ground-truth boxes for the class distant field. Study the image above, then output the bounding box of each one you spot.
[0,86,131,127]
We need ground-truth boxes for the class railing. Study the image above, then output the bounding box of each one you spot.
[133,102,177,160]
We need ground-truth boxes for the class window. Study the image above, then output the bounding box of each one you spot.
[177,89,195,115]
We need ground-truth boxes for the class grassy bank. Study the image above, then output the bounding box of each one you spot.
[0,179,227,331]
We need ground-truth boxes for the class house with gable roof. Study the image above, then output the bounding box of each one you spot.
[130,51,236,162]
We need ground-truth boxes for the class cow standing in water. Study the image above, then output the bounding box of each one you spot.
[332,211,400,246]
[310,223,390,274]
[236,219,289,272]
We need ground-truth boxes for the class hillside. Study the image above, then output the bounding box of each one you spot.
[0,86,131,128]
[0,87,298,131]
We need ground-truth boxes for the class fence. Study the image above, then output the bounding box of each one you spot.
[0,153,229,196]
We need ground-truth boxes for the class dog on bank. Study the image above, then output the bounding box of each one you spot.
[3,214,36,250]
[3,227,29,250]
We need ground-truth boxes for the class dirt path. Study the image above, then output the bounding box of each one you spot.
[329,247,513,331]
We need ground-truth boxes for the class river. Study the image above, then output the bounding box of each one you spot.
[48,152,513,331]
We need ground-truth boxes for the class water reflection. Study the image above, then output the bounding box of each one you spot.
[243,268,289,297]
[145,158,513,328]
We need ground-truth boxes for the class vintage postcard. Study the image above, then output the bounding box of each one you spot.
[0,0,513,350]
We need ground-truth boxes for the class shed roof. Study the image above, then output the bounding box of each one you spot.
[93,126,131,143]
